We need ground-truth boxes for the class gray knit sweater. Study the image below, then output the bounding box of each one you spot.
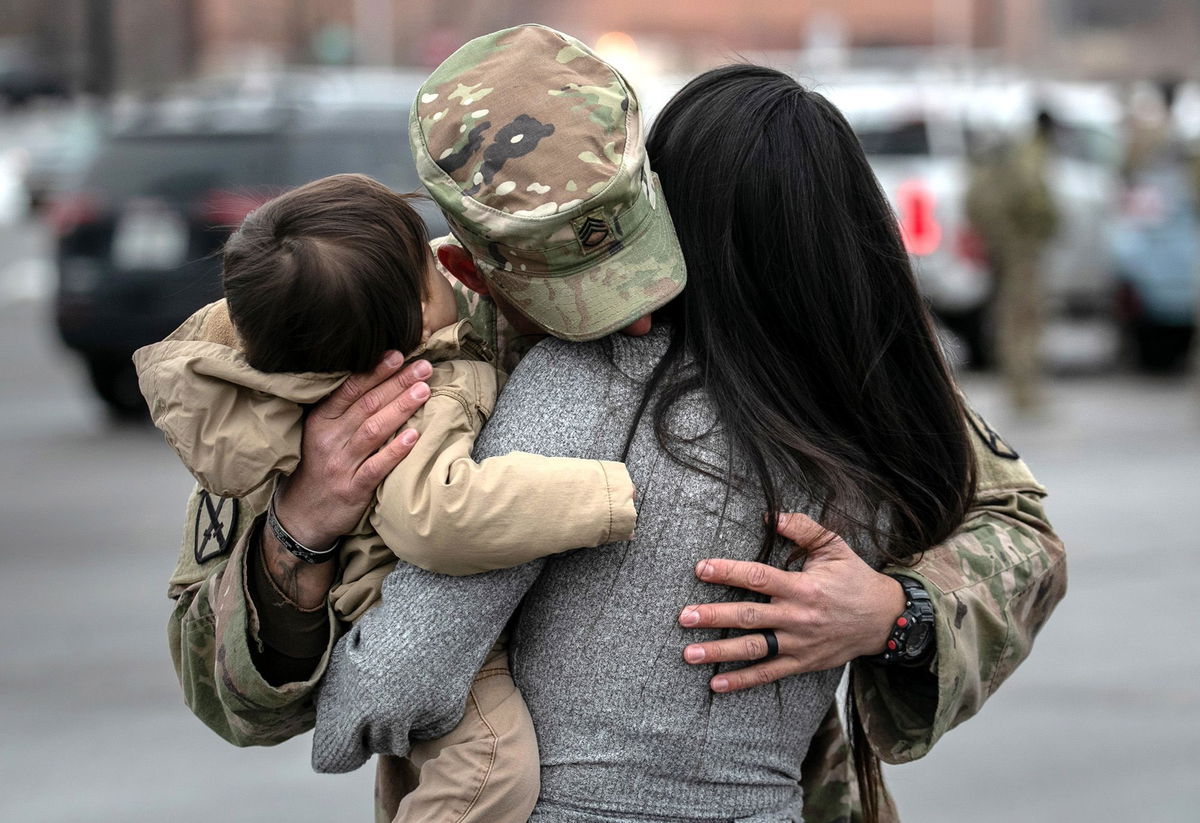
[313,327,854,822]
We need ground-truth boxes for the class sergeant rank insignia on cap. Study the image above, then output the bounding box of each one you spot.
[574,214,612,250]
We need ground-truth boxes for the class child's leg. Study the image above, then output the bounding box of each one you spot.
[392,643,540,823]
[375,755,418,823]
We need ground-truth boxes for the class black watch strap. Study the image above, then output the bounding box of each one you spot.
[267,491,340,565]
[869,575,936,667]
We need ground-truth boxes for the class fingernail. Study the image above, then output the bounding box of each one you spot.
[412,382,430,400]
[712,677,729,692]
[695,560,713,580]
[680,608,699,627]
[413,359,432,378]
[384,350,404,367]
[684,645,705,663]
[401,429,418,445]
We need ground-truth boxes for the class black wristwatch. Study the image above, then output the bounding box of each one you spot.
[869,575,935,667]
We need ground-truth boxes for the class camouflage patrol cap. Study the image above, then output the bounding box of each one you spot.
[410,24,686,341]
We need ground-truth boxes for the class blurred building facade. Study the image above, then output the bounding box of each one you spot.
[1,0,1197,94]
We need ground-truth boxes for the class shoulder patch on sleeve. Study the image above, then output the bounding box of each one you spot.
[193,490,239,564]
[966,406,1019,460]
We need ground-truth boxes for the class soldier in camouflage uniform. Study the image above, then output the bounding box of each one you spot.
[164,25,1066,823]
[965,112,1059,412]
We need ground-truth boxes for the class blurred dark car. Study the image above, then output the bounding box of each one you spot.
[0,40,70,105]
[51,69,445,416]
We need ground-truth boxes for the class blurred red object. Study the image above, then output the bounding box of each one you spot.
[954,223,987,266]
[197,189,274,229]
[46,191,102,236]
[896,179,941,256]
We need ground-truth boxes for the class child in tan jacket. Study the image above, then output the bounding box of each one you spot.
[134,174,637,822]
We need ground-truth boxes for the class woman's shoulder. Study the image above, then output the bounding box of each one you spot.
[513,324,672,384]
[477,326,672,460]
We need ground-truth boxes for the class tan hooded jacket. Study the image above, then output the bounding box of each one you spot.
[133,300,637,622]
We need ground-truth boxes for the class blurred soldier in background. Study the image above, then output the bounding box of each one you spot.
[966,111,1059,412]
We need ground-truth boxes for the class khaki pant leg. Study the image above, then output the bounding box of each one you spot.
[391,647,540,823]
[996,254,1043,411]
[376,755,420,823]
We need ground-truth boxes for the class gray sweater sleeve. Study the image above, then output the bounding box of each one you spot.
[309,339,582,774]
[310,560,542,773]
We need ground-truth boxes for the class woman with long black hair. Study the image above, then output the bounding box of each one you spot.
[642,64,975,568]
[636,63,978,820]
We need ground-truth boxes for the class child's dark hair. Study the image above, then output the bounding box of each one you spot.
[222,173,430,373]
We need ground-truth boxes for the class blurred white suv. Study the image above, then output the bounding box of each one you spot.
[825,77,1121,367]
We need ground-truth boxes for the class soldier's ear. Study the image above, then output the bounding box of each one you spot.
[437,244,490,295]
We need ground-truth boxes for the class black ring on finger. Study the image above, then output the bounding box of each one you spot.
[760,629,779,660]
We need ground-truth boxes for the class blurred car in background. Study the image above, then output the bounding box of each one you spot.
[825,76,1121,367]
[50,69,445,416]
[23,105,102,210]
[0,39,70,106]
[1112,161,1198,370]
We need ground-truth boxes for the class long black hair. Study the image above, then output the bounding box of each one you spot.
[639,64,977,821]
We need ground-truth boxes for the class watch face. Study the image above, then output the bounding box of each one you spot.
[906,623,932,656]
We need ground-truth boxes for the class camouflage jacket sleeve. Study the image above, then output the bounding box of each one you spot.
[850,409,1067,765]
[167,484,337,747]
[800,412,1066,823]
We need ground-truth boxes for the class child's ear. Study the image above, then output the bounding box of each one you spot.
[436,244,490,295]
